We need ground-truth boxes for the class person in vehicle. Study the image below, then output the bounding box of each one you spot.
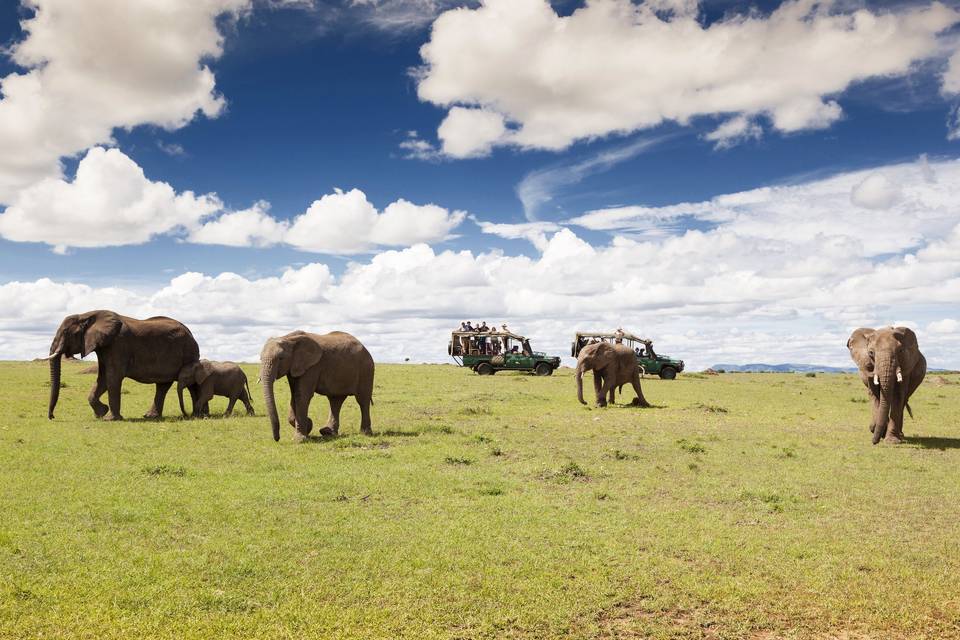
[643,340,657,359]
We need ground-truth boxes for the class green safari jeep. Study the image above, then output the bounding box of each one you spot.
[572,331,685,380]
[449,330,561,376]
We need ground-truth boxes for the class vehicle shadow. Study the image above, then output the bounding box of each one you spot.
[905,436,960,451]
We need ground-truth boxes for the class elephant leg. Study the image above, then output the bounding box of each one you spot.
[195,382,214,418]
[598,374,615,408]
[224,395,237,418]
[868,390,880,433]
[103,374,124,421]
[631,374,651,407]
[293,381,314,437]
[240,389,255,416]
[358,394,372,436]
[88,374,109,418]
[287,377,298,428]
[320,395,346,436]
[593,372,606,407]
[888,398,906,443]
[144,382,172,419]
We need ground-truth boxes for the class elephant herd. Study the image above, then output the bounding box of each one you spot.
[41,310,928,446]
[43,310,373,442]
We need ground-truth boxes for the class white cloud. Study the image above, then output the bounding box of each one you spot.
[928,318,958,334]
[516,136,663,220]
[850,174,902,210]
[349,0,472,31]
[436,107,507,158]
[572,156,958,259]
[283,188,465,254]
[399,131,443,161]
[0,150,465,253]
[471,217,560,251]
[704,116,763,149]
[416,0,960,156]
[188,201,288,248]
[0,0,249,203]
[0,147,222,250]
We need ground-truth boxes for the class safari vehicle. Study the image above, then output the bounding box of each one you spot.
[449,329,561,376]
[572,330,685,379]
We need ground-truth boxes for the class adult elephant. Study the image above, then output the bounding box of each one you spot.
[45,310,200,421]
[847,326,926,445]
[576,341,651,408]
[259,330,374,441]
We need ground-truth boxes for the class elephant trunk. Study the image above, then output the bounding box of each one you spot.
[177,382,188,417]
[261,358,280,441]
[872,354,896,445]
[48,350,62,420]
[576,361,587,405]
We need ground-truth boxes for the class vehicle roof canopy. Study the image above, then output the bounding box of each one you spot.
[451,330,528,341]
[575,331,651,343]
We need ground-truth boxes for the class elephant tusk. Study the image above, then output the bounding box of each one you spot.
[896,369,903,383]
[873,374,879,385]
[256,376,261,384]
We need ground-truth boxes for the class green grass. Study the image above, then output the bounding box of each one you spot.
[2,360,960,639]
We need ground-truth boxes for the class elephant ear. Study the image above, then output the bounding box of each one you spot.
[195,360,213,385]
[290,336,322,378]
[82,311,122,358]
[847,328,874,366]
[892,326,918,350]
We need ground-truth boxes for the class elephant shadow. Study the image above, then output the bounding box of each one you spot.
[905,436,960,451]
[607,401,665,409]
[300,432,346,444]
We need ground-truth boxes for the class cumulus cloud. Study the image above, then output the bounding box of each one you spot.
[850,174,903,210]
[0,0,249,203]
[0,149,466,253]
[4,156,960,368]
[283,189,466,254]
[0,147,222,252]
[187,201,288,248]
[416,0,960,157]
[436,107,507,158]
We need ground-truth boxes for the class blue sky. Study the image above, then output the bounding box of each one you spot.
[0,0,959,367]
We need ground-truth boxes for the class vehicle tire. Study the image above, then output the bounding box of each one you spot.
[659,367,677,380]
[534,362,552,377]
[477,363,495,376]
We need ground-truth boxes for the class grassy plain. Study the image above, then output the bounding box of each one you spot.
[1,360,959,639]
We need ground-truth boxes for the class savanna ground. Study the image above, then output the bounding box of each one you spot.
[1,360,959,639]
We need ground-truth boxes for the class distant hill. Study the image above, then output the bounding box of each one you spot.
[709,363,856,373]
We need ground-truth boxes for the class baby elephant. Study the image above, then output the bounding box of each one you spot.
[177,360,254,418]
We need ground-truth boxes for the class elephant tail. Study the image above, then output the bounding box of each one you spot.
[245,377,253,409]
[905,401,913,419]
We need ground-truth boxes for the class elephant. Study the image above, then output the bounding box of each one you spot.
[177,360,254,418]
[576,341,651,408]
[44,310,200,421]
[259,330,375,441]
[847,326,926,445]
